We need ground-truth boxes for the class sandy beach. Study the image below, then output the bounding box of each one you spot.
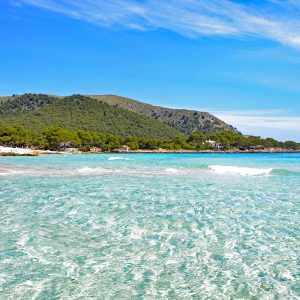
[0,146,37,155]
[1,145,300,156]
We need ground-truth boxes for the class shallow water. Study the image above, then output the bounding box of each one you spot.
[0,153,300,299]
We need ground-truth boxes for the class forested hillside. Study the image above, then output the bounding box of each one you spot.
[0,94,182,139]
[1,93,239,136]
[88,95,239,134]
[1,94,299,152]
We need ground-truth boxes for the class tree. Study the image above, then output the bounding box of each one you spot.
[77,130,94,150]
[43,126,79,150]
[102,135,121,152]
[284,141,299,150]
[125,136,139,150]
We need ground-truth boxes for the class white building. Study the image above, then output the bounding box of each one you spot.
[205,139,222,149]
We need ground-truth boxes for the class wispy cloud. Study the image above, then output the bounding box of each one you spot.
[16,0,300,49]
[212,109,300,141]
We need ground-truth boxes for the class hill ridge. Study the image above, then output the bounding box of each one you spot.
[0,94,182,139]
[87,94,238,134]
[0,93,239,136]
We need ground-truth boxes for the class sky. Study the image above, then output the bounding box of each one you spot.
[0,0,300,141]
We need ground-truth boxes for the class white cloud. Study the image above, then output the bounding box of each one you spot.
[212,109,300,141]
[17,0,300,49]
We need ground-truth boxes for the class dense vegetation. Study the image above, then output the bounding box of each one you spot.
[88,95,239,134]
[1,93,239,135]
[0,94,182,139]
[1,93,299,152]
[1,123,299,152]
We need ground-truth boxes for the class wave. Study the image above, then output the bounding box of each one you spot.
[0,171,11,176]
[165,168,179,173]
[108,157,132,161]
[209,165,273,176]
[0,168,29,177]
[1,165,299,178]
[77,167,111,174]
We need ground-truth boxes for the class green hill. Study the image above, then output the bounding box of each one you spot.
[1,94,299,152]
[88,95,239,134]
[0,94,182,139]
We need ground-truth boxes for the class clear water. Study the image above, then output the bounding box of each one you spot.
[0,153,300,299]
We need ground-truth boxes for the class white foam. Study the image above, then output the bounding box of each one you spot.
[77,167,107,174]
[0,168,31,177]
[0,171,11,176]
[78,167,94,173]
[77,166,128,175]
[108,156,131,161]
[209,165,273,176]
[165,168,179,173]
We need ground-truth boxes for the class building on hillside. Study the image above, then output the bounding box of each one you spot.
[205,139,222,149]
[115,145,131,153]
[120,145,130,152]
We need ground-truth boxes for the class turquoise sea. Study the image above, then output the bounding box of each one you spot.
[0,153,300,299]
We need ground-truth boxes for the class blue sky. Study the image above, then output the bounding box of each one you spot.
[1,0,300,141]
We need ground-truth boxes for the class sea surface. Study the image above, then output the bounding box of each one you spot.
[0,153,300,299]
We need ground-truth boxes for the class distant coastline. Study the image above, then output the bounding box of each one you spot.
[1,146,299,156]
[1,95,299,155]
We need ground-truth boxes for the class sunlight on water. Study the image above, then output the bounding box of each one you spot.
[0,153,300,299]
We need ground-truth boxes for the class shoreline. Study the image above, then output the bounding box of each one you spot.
[111,149,300,154]
[1,146,300,156]
[39,148,300,154]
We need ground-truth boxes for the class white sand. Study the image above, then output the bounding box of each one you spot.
[0,146,35,154]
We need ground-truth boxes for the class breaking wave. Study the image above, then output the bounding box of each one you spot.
[0,171,11,177]
[209,165,273,176]
[165,168,180,173]
[77,167,113,175]
[1,164,299,178]
[108,157,132,161]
